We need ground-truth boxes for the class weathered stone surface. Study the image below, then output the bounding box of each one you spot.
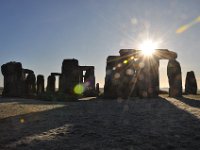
[1,59,96,98]
[104,55,138,98]
[167,60,182,97]
[1,62,25,97]
[153,49,177,60]
[185,71,197,95]
[148,57,160,97]
[84,67,95,89]
[37,75,44,94]
[104,56,123,98]
[137,57,159,98]
[96,83,100,95]
[25,72,36,96]
[104,49,180,98]
[119,49,177,60]
[48,59,96,96]
[83,66,96,96]
[47,75,56,93]
[1,62,40,97]
[59,59,81,94]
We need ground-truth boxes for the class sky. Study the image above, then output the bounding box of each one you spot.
[0,0,200,89]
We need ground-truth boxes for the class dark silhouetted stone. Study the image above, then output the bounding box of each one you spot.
[37,75,44,94]
[47,75,56,93]
[59,59,81,94]
[96,83,100,95]
[1,62,37,97]
[82,66,96,96]
[50,59,96,96]
[104,56,124,98]
[1,62,25,97]
[185,71,197,95]
[167,59,182,97]
[1,59,96,98]
[137,57,159,98]
[25,72,36,96]
[104,49,180,98]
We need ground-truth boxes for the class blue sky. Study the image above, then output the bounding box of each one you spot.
[0,0,200,88]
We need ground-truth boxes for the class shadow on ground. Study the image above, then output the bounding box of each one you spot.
[176,95,200,108]
[0,96,200,150]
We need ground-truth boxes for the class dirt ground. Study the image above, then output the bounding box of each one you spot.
[0,95,200,150]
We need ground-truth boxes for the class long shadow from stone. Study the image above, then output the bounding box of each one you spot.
[0,97,77,105]
[0,96,200,150]
[177,95,200,108]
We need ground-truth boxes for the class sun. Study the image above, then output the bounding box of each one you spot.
[139,40,158,56]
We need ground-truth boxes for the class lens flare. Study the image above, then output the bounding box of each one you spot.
[139,40,158,56]
[20,118,25,123]
[117,63,122,67]
[123,60,128,64]
[176,16,200,34]
[74,84,85,95]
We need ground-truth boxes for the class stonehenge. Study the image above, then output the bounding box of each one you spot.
[1,62,36,97]
[104,49,183,98]
[1,59,96,98]
[1,52,198,99]
[185,71,197,94]
[50,59,96,96]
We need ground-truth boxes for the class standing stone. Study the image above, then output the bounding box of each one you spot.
[1,62,25,97]
[25,72,36,96]
[185,71,197,94]
[149,57,160,97]
[104,49,179,99]
[137,56,159,98]
[37,75,45,94]
[167,59,182,97]
[119,49,138,98]
[84,67,95,91]
[83,67,96,96]
[60,59,81,94]
[119,59,135,99]
[47,75,56,93]
[96,83,100,95]
[104,56,122,98]
[137,58,150,98]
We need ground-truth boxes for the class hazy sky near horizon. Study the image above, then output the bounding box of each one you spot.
[0,0,200,88]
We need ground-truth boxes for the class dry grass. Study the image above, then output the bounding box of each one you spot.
[0,95,200,150]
